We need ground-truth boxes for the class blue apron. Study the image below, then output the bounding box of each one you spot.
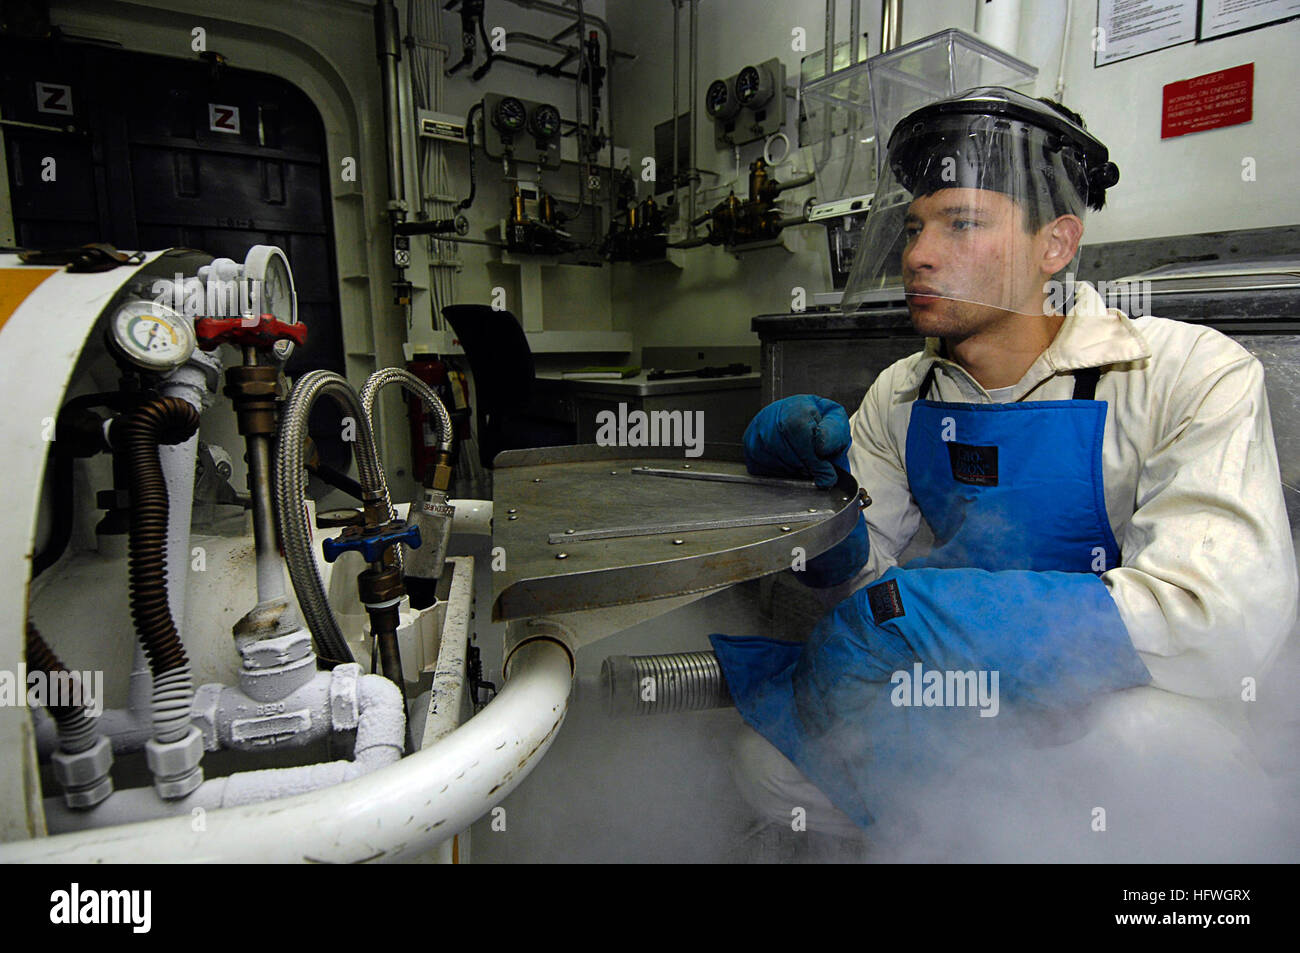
[712,364,1151,827]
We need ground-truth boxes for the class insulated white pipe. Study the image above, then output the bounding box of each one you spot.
[974,0,1022,58]
[158,362,210,641]
[1,639,573,863]
[43,673,403,832]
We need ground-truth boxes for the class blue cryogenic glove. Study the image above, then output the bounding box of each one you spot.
[743,395,851,489]
[801,519,870,588]
[712,566,1152,827]
[794,566,1153,736]
[744,395,868,587]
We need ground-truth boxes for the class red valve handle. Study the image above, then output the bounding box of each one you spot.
[195,314,308,351]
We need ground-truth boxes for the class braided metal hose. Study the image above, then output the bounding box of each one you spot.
[25,623,98,754]
[360,367,457,579]
[122,396,201,743]
[274,371,393,665]
[360,366,453,454]
[601,651,733,716]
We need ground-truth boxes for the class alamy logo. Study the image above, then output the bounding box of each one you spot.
[49,883,151,933]
[151,272,267,319]
[1043,273,1153,317]
[0,666,103,717]
[594,403,705,458]
[890,662,1000,717]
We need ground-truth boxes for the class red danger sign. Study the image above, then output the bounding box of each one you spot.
[1161,63,1253,139]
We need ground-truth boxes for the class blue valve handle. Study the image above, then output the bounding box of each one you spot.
[322,520,423,564]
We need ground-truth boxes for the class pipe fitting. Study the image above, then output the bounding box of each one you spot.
[405,489,454,579]
[359,566,405,606]
[193,672,332,753]
[237,629,317,702]
[145,725,205,799]
[169,347,223,402]
[191,683,223,752]
[505,618,577,678]
[223,365,282,436]
[329,663,361,732]
[51,735,115,809]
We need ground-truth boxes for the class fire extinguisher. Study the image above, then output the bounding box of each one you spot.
[405,358,470,483]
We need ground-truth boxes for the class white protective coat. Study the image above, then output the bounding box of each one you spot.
[846,280,1299,699]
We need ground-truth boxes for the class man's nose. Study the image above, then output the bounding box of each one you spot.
[903,226,940,273]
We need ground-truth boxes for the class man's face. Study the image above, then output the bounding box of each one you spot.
[900,188,1049,339]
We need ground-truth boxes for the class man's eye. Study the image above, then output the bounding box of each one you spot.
[904,226,922,239]
[952,219,980,231]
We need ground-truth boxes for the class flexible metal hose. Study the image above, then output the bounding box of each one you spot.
[121,396,201,743]
[274,371,391,666]
[360,366,453,453]
[601,651,733,716]
[25,623,97,754]
[361,367,458,580]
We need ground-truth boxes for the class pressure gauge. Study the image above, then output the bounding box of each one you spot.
[242,245,299,361]
[705,78,739,120]
[110,300,197,372]
[492,96,528,134]
[736,64,774,108]
[529,103,561,139]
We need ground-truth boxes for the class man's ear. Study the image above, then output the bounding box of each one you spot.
[1040,214,1084,275]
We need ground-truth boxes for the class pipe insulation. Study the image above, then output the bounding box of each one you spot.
[25,624,98,754]
[38,643,363,759]
[3,639,573,862]
[974,0,1022,58]
[120,396,201,744]
[42,667,404,833]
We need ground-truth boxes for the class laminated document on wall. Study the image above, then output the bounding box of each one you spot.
[1095,0,1197,66]
[1199,0,1300,41]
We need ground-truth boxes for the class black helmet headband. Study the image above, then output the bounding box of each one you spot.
[886,87,1119,213]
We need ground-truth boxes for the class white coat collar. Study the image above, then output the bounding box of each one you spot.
[904,281,1151,397]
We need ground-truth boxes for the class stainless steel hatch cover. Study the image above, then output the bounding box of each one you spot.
[490,445,865,620]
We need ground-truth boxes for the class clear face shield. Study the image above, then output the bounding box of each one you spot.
[841,113,1097,319]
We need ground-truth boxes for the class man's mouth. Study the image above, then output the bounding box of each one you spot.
[906,286,943,306]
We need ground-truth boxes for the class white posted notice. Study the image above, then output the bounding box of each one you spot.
[1200,0,1300,40]
[1096,0,1198,66]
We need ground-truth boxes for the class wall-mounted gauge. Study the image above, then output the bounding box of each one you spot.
[110,300,197,372]
[243,244,299,361]
[736,64,775,108]
[529,103,562,140]
[492,96,528,134]
[705,78,740,120]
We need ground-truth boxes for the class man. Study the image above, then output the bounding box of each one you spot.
[710,88,1298,851]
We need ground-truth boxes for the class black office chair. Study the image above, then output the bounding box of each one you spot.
[440,304,574,469]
